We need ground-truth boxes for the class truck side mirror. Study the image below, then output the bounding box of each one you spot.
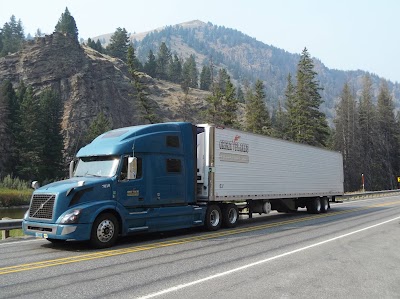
[127,157,137,180]
[32,181,40,189]
[69,160,75,178]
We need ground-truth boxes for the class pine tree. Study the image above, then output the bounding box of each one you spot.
[87,38,95,49]
[358,75,378,190]
[84,112,111,144]
[203,87,224,125]
[16,87,43,180]
[0,15,25,57]
[39,89,64,179]
[127,45,142,72]
[200,65,212,91]
[0,80,21,175]
[127,47,160,124]
[376,80,398,189]
[245,80,271,135]
[203,71,238,126]
[236,86,245,103]
[176,87,195,122]
[288,48,329,146]
[106,27,130,61]
[35,28,43,38]
[168,54,182,83]
[272,100,289,139]
[0,81,16,176]
[221,75,238,127]
[156,42,171,80]
[181,54,198,89]
[284,73,296,140]
[144,50,157,78]
[333,83,360,191]
[217,69,230,93]
[94,39,104,53]
[54,7,79,41]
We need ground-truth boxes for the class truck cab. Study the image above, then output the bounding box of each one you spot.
[23,122,205,248]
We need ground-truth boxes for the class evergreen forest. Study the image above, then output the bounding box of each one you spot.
[0,10,399,192]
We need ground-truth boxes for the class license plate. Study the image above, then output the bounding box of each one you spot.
[35,233,48,238]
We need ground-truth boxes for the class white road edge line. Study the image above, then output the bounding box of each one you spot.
[136,215,400,299]
[0,238,43,246]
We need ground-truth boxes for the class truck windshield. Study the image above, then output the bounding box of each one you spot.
[74,156,120,178]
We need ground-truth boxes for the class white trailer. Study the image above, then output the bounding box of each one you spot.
[196,125,344,226]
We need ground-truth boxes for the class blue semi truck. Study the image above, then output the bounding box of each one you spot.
[23,122,344,248]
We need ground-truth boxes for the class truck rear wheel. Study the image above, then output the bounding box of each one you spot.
[205,205,222,231]
[222,204,239,228]
[320,197,329,213]
[90,213,119,248]
[306,198,321,214]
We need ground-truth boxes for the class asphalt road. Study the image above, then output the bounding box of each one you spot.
[1,196,400,299]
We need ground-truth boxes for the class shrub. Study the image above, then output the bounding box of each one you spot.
[0,188,32,207]
[0,175,30,190]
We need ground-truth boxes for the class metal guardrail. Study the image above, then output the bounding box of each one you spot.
[336,189,400,202]
[0,218,23,240]
[1,189,400,240]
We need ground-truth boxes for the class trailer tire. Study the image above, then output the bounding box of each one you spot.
[90,213,119,248]
[222,204,239,228]
[205,205,222,231]
[306,198,321,214]
[320,197,329,213]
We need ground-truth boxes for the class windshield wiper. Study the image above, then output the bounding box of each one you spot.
[84,173,102,177]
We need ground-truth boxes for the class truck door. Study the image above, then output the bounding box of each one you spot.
[117,155,148,230]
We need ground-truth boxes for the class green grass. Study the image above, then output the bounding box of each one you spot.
[9,229,25,237]
[0,188,32,207]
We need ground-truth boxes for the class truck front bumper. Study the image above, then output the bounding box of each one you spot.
[22,220,91,241]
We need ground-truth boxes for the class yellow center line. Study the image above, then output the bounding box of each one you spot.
[1,200,399,275]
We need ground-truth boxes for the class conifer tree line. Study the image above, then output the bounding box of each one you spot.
[333,76,400,192]
[0,8,79,58]
[0,81,64,182]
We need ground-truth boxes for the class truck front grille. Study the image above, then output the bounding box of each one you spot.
[29,194,56,220]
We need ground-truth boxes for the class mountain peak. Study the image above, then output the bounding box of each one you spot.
[177,20,207,28]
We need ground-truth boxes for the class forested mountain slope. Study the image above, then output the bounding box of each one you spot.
[110,20,399,120]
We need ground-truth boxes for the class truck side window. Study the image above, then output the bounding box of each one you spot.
[120,157,142,180]
[166,158,181,173]
[166,136,180,148]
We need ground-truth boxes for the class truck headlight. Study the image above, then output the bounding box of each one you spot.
[23,210,29,220]
[60,209,81,224]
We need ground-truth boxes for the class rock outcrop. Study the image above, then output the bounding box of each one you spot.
[0,33,209,158]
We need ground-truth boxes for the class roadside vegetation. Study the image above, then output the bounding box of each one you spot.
[0,175,32,207]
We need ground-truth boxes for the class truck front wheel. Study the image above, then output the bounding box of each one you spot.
[90,213,119,248]
[222,204,239,228]
[205,205,222,231]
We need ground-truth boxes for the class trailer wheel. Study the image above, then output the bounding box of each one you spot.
[90,213,119,248]
[205,205,222,231]
[320,197,329,213]
[306,198,321,214]
[222,204,239,228]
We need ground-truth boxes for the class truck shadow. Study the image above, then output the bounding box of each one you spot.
[42,203,389,252]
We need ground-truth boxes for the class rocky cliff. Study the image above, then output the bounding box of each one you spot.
[0,33,209,158]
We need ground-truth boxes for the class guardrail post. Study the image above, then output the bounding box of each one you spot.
[2,217,11,240]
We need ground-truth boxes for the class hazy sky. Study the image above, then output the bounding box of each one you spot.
[2,0,399,83]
